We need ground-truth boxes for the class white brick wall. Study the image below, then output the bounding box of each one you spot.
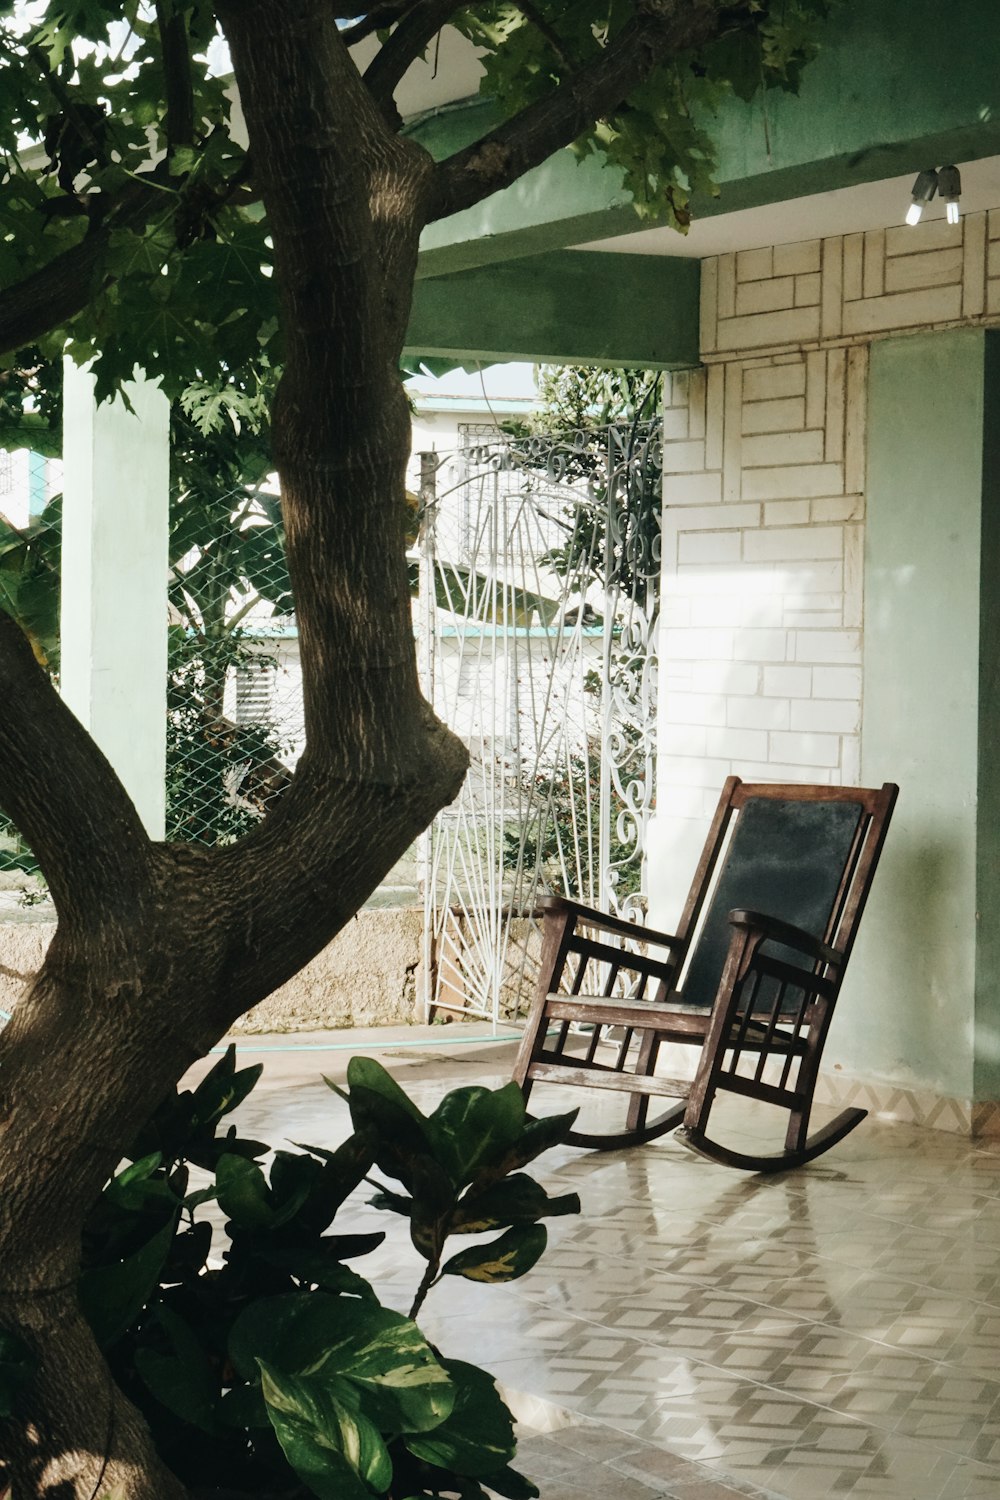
[660,338,867,803]
[657,209,1000,830]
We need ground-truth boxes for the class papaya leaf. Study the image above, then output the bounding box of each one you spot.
[442,1224,547,1285]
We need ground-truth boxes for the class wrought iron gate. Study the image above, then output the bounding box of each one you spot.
[418,419,662,1028]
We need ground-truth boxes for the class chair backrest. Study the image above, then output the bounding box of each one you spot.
[668,779,898,1009]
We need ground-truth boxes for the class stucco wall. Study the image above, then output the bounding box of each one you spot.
[0,908,424,1033]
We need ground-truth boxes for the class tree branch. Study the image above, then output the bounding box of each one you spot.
[156,0,195,152]
[514,0,574,74]
[362,0,464,109]
[340,0,421,48]
[0,181,162,357]
[0,612,152,929]
[426,0,745,222]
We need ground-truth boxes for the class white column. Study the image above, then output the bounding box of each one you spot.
[60,360,169,839]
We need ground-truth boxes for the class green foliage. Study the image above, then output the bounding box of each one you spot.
[0,496,60,669]
[504,738,642,903]
[27,1047,579,1499]
[0,2,831,400]
[526,365,661,436]
[339,1056,580,1318]
[453,0,833,230]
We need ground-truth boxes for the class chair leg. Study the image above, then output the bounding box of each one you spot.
[512,997,550,1107]
[625,1029,661,1133]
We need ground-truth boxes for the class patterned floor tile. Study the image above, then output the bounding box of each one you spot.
[227,1047,1000,1500]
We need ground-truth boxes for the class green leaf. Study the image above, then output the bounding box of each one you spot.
[134,1307,218,1434]
[487,1464,542,1499]
[228,1293,455,1434]
[258,1247,381,1299]
[426,1084,526,1188]
[79,1217,177,1347]
[215,1154,275,1228]
[0,1328,33,1418]
[491,1109,580,1175]
[339,1064,435,1191]
[219,1382,270,1430]
[191,1045,264,1127]
[442,1224,548,1285]
[452,1175,580,1234]
[405,1359,515,1478]
[260,1361,392,1498]
[343,1056,427,1129]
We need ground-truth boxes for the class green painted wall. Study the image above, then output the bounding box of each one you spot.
[853,329,987,1100]
[405,251,700,368]
[975,335,1000,1101]
[418,0,1000,277]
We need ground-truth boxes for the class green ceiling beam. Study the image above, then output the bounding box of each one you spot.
[415,0,1000,278]
[404,250,699,368]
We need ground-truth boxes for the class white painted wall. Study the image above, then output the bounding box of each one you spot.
[60,362,170,839]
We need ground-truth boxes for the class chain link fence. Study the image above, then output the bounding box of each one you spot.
[167,481,303,845]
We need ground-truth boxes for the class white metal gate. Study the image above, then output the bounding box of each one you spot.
[417,420,661,1028]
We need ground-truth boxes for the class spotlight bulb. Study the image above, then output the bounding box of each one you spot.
[906,168,938,226]
[938,164,962,225]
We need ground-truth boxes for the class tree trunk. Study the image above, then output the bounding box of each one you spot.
[0,1,466,1492]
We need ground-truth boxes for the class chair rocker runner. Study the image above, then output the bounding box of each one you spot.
[513,778,898,1172]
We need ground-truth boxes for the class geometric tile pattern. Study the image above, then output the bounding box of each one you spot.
[814,1072,976,1135]
[230,1042,1000,1500]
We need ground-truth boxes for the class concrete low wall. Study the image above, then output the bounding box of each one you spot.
[0,908,425,1032]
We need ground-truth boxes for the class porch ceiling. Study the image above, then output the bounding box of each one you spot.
[407,0,1000,369]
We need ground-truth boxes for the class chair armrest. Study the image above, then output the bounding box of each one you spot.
[728,908,843,968]
[539,893,684,955]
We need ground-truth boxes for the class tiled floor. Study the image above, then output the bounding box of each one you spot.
[218,1028,1000,1500]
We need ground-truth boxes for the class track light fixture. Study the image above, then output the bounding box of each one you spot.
[905,166,962,226]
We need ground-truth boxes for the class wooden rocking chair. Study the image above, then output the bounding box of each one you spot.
[513,778,898,1172]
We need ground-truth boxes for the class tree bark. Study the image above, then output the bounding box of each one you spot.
[0,2,466,1493]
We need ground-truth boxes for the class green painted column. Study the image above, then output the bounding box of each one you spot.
[854,327,1000,1110]
[60,361,169,839]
